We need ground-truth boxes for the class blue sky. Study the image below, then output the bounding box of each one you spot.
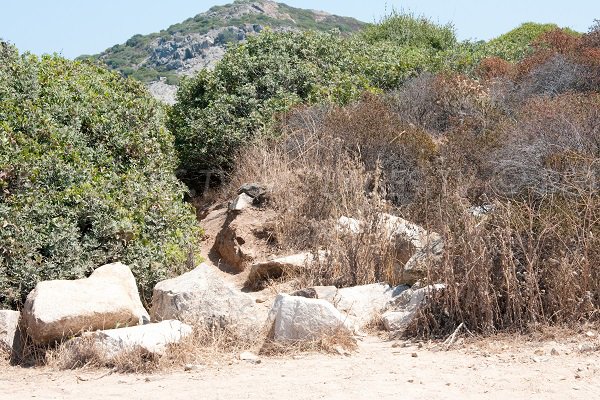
[1,0,599,59]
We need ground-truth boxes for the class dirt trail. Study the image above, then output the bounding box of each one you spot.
[3,334,599,400]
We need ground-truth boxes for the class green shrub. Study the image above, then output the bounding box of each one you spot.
[168,29,374,184]
[482,22,579,62]
[0,43,200,307]
[361,10,456,50]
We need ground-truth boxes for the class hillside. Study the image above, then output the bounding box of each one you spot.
[78,0,365,103]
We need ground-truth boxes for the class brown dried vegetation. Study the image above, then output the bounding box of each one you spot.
[218,25,600,336]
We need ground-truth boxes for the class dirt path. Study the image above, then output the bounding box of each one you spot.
[3,334,599,400]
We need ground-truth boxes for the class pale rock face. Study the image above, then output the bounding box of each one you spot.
[382,284,445,332]
[22,262,149,344]
[333,284,409,328]
[245,251,329,289]
[266,294,352,342]
[0,310,21,355]
[291,284,410,329]
[229,193,254,211]
[78,320,192,357]
[336,214,444,285]
[151,264,259,334]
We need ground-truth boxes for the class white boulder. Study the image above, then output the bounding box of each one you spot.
[245,251,329,288]
[336,214,444,285]
[23,262,149,344]
[382,284,445,331]
[80,320,192,357]
[0,310,21,355]
[266,294,352,342]
[151,264,259,333]
[292,284,410,329]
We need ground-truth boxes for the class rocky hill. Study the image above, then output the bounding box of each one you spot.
[78,0,365,103]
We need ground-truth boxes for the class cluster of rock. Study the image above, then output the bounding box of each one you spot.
[1,184,445,362]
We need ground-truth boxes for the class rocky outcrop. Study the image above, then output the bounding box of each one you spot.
[0,310,22,356]
[266,294,352,343]
[382,284,445,332]
[151,264,260,333]
[245,251,329,289]
[203,200,276,272]
[337,214,444,285]
[86,1,364,104]
[22,262,149,344]
[291,283,410,329]
[77,320,192,357]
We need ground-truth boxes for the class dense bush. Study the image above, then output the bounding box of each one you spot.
[170,14,463,186]
[0,43,200,307]
[168,29,376,185]
[217,22,600,335]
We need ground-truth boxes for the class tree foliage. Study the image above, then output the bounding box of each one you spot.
[0,43,199,307]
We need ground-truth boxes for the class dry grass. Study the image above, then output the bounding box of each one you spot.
[212,29,600,338]
[260,327,358,357]
[41,324,264,373]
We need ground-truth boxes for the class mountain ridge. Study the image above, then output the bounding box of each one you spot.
[78,0,365,103]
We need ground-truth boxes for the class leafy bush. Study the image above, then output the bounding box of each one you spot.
[170,14,463,186]
[482,22,579,62]
[361,11,456,50]
[168,29,375,185]
[0,43,200,307]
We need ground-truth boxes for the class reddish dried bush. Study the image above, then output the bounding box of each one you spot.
[478,57,513,80]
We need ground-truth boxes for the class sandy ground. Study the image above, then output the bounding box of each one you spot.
[2,333,599,400]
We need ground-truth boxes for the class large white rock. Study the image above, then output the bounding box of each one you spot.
[23,262,149,344]
[0,310,21,355]
[266,294,352,342]
[151,264,259,333]
[292,284,410,329]
[382,284,445,331]
[80,320,192,357]
[334,284,409,328]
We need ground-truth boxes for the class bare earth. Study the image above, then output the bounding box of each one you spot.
[2,333,599,400]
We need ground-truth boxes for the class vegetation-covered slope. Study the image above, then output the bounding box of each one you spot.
[78,0,364,86]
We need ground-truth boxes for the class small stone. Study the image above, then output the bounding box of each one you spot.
[411,352,418,358]
[578,343,595,353]
[585,331,596,337]
[239,351,261,364]
[334,346,351,357]
[184,364,201,371]
[551,348,559,356]
[229,193,254,211]
[534,349,544,356]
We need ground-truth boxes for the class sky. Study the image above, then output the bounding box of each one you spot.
[1,0,599,59]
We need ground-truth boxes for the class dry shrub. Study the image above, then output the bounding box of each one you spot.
[44,324,262,372]
[47,336,160,373]
[388,73,496,135]
[222,96,439,288]
[260,327,357,356]
[477,57,513,80]
[490,93,600,197]
[220,37,599,336]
